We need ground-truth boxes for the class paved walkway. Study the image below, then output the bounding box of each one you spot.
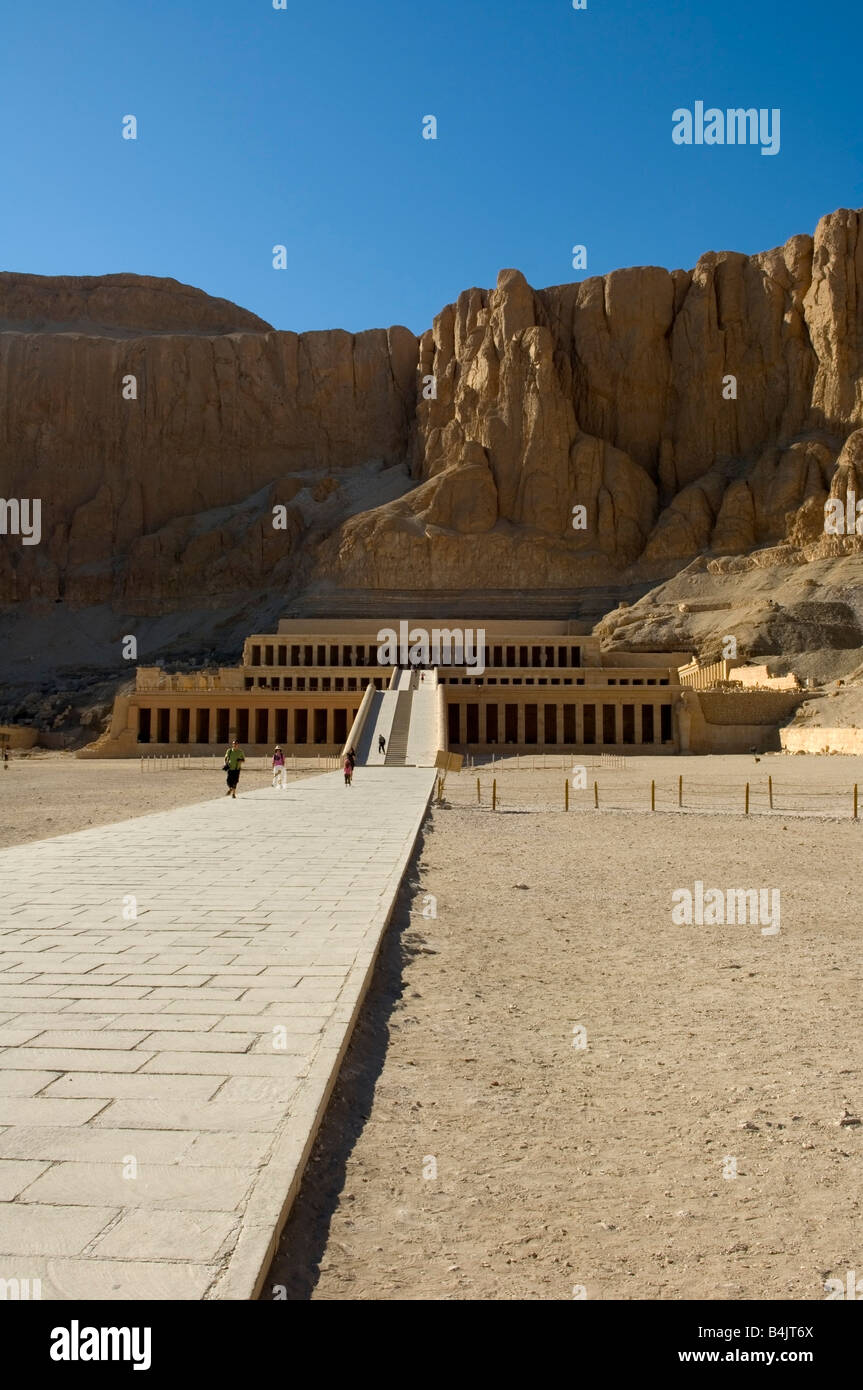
[0,767,435,1299]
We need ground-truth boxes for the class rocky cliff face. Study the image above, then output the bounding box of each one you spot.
[1,210,862,673]
[330,207,863,589]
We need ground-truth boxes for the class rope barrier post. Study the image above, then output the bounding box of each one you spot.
[492,778,497,811]
[678,773,682,808]
[745,782,750,815]
[651,779,655,812]
[768,774,773,810]
[477,776,481,804]
[594,780,599,810]
[854,783,858,820]
[565,779,569,811]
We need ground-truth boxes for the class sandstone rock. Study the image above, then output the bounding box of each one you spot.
[2,208,863,670]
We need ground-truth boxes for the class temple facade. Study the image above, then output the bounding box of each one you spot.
[85,618,693,758]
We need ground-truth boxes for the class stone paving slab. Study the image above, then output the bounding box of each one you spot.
[0,767,434,1299]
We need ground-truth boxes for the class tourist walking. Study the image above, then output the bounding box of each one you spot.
[347,745,357,770]
[343,756,353,786]
[378,734,386,755]
[271,745,286,789]
[223,739,245,798]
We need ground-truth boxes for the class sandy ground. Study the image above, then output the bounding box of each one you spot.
[0,752,316,849]
[266,754,863,1301]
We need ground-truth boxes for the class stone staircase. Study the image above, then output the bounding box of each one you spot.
[385,687,414,766]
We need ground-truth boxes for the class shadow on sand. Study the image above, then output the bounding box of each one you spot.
[260,826,430,1300]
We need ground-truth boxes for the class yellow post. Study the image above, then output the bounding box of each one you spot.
[477,777,481,804]
[745,782,750,815]
[594,780,599,810]
[678,773,682,808]
[565,779,569,811]
[854,784,858,820]
[651,779,655,811]
[492,778,497,811]
[768,775,773,810]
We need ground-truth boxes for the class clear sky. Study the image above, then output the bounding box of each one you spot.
[2,0,861,335]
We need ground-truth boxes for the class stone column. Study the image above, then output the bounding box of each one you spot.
[653,703,662,745]
[575,703,583,746]
[635,703,644,744]
[517,704,525,746]
[614,703,622,747]
[168,707,178,744]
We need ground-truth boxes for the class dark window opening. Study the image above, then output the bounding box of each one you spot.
[465,704,479,743]
[622,704,635,744]
[447,704,461,744]
[505,704,518,743]
[661,704,673,743]
[525,704,538,744]
[486,705,499,743]
[602,704,616,744]
[641,705,655,744]
[563,705,576,743]
[583,704,596,745]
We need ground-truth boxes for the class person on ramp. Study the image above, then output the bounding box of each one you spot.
[224,739,245,798]
[271,745,286,789]
[378,734,386,755]
[344,756,353,787]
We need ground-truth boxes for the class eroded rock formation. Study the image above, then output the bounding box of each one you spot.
[1,209,862,659]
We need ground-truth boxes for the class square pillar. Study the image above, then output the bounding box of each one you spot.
[168,707,178,744]
[517,704,525,745]
[614,703,622,747]
[575,703,583,745]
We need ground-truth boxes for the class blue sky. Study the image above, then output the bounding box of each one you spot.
[2,0,860,334]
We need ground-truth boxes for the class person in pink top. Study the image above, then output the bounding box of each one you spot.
[343,756,353,786]
[271,745,287,789]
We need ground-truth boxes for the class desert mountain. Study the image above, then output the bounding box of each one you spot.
[1,208,862,701]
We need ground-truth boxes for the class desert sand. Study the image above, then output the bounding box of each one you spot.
[0,752,315,849]
[3,753,859,1301]
[266,754,863,1300]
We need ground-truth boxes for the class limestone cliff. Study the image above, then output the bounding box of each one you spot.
[1,209,862,671]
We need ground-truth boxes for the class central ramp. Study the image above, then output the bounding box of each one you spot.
[0,766,435,1300]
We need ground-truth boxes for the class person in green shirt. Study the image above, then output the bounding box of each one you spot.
[224,739,245,798]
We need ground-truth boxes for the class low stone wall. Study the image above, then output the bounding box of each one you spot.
[0,724,38,749]
[781,726,863,756]
[729,664,800,691]
[698,690,803,726]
